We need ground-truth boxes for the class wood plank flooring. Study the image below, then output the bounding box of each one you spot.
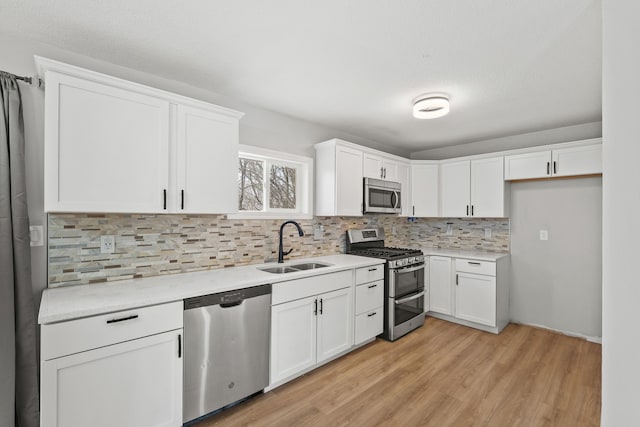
[191,318,601,427]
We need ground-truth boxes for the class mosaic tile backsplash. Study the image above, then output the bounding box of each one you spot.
[48,214,509,287]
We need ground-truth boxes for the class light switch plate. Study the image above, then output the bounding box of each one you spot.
[101,235,115,253]
[484,228,492,239]
[539,230,549,241]
[29,225,44,247]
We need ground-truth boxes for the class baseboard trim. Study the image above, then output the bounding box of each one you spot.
[511,321,602,344]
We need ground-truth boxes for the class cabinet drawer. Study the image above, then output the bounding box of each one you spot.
[355,264,384,285]
[41,301,183,361]
[455,258,496,276]
[354,308,383,344]
[355,280,384,315]
[272,270,353,305]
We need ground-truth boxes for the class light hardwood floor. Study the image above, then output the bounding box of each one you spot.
[192,318,601,427]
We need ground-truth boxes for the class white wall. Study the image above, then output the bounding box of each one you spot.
[410,122,602,160]
[509,177,602,339]
[601,1,640,424]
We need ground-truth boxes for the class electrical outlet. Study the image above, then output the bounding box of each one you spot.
[539,230,549,241]
[446,224,453,236]
[313,225,323,241]
[392,225,397,236]
[484,228,492,239]
[101,235,115,254]
[29,225,44,247]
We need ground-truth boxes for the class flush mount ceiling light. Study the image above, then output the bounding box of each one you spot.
[412,95,450,119]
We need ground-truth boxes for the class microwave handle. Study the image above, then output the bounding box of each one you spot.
[392,191,400,209]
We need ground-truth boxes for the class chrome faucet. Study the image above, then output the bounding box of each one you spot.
[278,220,304,263]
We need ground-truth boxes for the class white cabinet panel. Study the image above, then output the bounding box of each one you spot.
[45,72,170,213]
[363,153,398,181]
[354,309,383,345]
[335,145,364,216]
[176,105,239,213]
[397,162,411,216]
[552,143,602,177]
[411,163,439,217]
[382,159,399,182]
[455,272,496,327]
[41,330,182,427]
[317,287,353,363]
[471,157,505,217]
[270,295,317,384]
[429,256,453,315]
[504,150,552,180]
[440,160,471,217]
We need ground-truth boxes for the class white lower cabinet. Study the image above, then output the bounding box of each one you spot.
[428,256,453,315]
[270,271,354,386]
[40,302,183,427]
[354,265,384,344]
[427,256,509,334]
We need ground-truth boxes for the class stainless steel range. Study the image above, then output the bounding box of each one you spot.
[346,228,425,341]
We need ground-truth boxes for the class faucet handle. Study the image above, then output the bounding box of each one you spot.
[283,248,294,256]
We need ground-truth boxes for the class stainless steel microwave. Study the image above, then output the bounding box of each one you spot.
[363,178,401,214]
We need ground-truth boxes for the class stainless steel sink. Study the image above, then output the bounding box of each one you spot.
[258,262,331,274]
[259,266,300,274]
[289,262,330,270]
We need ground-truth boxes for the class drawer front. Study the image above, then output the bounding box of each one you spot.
[355,264,384,285]
[41,301,183,361]
[355,308,383,344]
[455,258,496,276]
[272,270,353,305]
[355,280,384,315]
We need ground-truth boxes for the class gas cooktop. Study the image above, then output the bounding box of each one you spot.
[347,247,423,261]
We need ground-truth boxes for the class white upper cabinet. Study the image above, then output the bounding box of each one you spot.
[396,161,411,217]
[315,140,363,216]
[440,160,472,217]
[504,139,602,181]
[44,72,171,213]
[470,157,506,218]
[551,143,602,177]
[441,157,506,218]
[39,57,243,214]
[363,153,398,181]
[175,105,239,213]
[410,163,439,217]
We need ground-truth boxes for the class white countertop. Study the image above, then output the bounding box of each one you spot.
[38,254,384,324]
[420,248,509,261]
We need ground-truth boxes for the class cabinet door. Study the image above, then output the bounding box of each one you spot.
[176,105,239,213]
[363,153,383,179]
[455,273,496,327]
[382,158,398,181]
[45,72,170,213]
[270,296,317,384]
[317,287,353,364]
[40,330,182,427]
[471,157,505,217]
[440,160,471,217]
[504,150,552,180]
[429,256,453,315]
[411,163,439,217]
[336,146,364,216]
[397,162,411,216]
[552,143,602,177]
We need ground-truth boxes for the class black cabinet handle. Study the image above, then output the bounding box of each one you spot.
[547,162,550,175]
[106,314,138,324]
[320,298,323,315]
[471,205,474,216]
[181,189,184,210]
[368,284,377,289]
[367,312,377,317]
[178,334,182,358]
[456,274,459,285]
[314,299,318,316]
[413,206,415,216]
[163,189,167,210]
[368,268,378,272]
[468,261,481,265]
[553,161,557,174]
[466,205,469,216]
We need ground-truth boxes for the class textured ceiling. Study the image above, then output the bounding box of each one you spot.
[1,0,602,154]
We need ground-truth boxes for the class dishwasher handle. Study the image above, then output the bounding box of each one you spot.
[184,284,272,309]
[220,300,244,308]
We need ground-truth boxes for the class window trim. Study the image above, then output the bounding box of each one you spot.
[229,145,314,220]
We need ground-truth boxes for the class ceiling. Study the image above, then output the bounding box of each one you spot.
[2,0,602,154]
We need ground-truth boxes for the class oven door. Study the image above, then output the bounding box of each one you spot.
[389,263,424,298]
[393,289,425,327]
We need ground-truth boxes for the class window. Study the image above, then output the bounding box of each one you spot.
[232,145,313,219]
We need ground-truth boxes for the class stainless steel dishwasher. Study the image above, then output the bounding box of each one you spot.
[183,284,271,423]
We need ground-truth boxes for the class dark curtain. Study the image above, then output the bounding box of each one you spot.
[0,72,39,427]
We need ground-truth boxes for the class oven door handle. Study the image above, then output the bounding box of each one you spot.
[392,264,424,275]
[395,290,426,305]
